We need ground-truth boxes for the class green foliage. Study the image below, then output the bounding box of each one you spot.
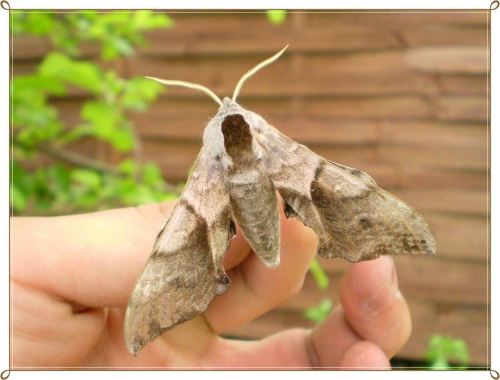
[11,11,178,216]
[304,258,332,324]
[266,10,287,25]
[12,11,173,59]
[304,298,332,324]
[308,258,329,290]
[425,334,470,369]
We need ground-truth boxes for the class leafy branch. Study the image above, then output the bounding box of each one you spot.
[12,11,179,215]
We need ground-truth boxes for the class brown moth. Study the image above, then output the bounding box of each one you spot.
[124,46,437,355]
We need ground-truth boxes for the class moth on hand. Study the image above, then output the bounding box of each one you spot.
[124,46,437,355]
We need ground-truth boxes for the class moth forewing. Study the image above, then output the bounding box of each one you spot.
[124,149,234,356]
[124,46,436,356]
[251,116,437,262]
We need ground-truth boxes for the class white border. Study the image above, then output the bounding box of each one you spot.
[1,0,496,379]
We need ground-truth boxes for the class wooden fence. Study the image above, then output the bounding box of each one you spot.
[12,11,489,365]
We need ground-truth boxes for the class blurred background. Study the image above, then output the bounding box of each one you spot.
[11,10,488,368]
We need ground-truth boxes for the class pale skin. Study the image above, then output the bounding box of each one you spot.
[12,200,411,369]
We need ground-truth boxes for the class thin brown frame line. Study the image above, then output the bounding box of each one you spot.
[7,7,492,371]
[8,10,492,13]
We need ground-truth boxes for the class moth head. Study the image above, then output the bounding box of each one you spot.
[145,46,288,166]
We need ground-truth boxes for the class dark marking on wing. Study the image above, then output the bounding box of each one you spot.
[283,202,296,219]
[229,220,236,235]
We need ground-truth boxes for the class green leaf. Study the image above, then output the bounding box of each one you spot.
[58,124,94,144]
[304,298,332,324]
[142,163,164,186]
[450,339,469,363]
[81,101,120,137]
[11,163,31,191]
[13,74,66,96]
[12,184,28,212]
[425,334,469,369]
[102,37,135,60]
[38,52,103,94]
[430,357,449,370]
[266,10,287,25]
[48,164,71,192]
[119,159,137,175]
[108,128,134,152]
[131,11,174,30]
[308,258,329,290]
[122,77,164,111]
[14,12,55,36]
[75,193,100,208]
[71,169,101,189]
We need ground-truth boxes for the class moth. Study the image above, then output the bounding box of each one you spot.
[124,46,437,355]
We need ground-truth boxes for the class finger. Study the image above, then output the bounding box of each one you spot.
[206,329,313,369]
[339,341,391,370]
[308,256,410,366]
[202,329,388,369]
[205,206,318,333]
[340,256,412,358]
[307,306,361,367]
[12,201,252,309]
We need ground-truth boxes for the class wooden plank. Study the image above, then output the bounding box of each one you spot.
[305,96,433,118]
[404,47,488,74]
[302,12,488,28]
[310,140,488,171]
[425,214,488,261]
[436,74,488,95]
[12,60,38,76]
[373,143,487,171]
[12,35,54,60]
[400,24,487,47]
[267,89,489,126]
[377,120,487,149]
[436,95,488,122]
[392,188,487,216]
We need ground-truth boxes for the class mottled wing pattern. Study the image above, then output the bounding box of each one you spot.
[124,148,234,355]
[257,124,437,262]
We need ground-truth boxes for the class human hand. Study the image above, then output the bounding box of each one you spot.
[12,200,411,369]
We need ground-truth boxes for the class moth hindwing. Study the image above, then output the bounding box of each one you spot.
[124,47,436,356]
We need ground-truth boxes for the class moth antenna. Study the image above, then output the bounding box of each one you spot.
[232,45,289,102]
[145,77,223,106]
